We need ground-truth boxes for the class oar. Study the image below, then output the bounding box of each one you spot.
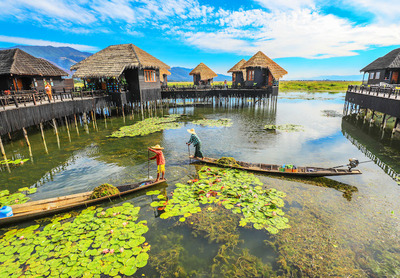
[147,149,150,179]
[331,160,372,169]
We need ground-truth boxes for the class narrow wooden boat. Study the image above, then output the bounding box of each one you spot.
[0,179,166,226]
[190,157,362,177]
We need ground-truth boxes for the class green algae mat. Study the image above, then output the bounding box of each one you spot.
[0,203,150,277]
[191,118,232,127]
[264,124,304,132]
[109,114,182,138]
[149,166,289,234]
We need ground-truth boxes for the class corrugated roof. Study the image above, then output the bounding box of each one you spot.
[189,63,217,81]
[361,48,400,72]
[71,44,170,78]
[241,51,287,79]
[0,48,68,76]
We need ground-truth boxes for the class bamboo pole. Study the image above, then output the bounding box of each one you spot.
[22,127,33,159]
[91,110,96,129]
[103,108,108,128]
[0,136,11,173]
[65,116,71,142]
[122,104,126,123]
[39,122,49,154]
[82,112,89,134]
[74,114,80,136]
[52,119,60,149]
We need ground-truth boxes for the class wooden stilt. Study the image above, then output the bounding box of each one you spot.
[65,116,71,142]
[103,108,108,128]
[82,112,89,134]
[52,119,60,148]
[39,122,49,154]
[0,136,11,173]
[22,127,33,158]
[74,114,80,136]
[91,110,96,129]
[122,105,126,123]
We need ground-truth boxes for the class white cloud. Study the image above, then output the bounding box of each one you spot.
[255,0,315,10]
[0,35,98,52]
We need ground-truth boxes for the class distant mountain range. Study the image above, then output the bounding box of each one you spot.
[169,67,232,82]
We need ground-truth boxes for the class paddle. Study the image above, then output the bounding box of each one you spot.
[331,160,372,169]
[147,149,150,179]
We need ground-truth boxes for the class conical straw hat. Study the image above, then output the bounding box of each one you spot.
[151,144,164,150]
[187,128,196,134]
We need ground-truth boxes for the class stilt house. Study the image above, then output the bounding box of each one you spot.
[241,51,287,88]
[361,48,400,85]
[160,68,171,87]
[228,59,247,86]
[70,44,170,102]
[0,48,70,92]
[189,63,217,85]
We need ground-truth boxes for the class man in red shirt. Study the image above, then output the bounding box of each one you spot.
[148,144,165,182]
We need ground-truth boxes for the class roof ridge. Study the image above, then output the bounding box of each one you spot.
[130,44,141,66]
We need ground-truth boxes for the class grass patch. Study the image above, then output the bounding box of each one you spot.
[279,81,362,92]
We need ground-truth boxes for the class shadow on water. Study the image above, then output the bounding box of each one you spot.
[341,116,400,182]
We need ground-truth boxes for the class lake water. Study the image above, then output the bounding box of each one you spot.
[1,91,400,277]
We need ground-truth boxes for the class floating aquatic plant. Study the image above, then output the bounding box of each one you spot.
[0,203,150,277]
[191,118,233,127]
[264,124,304,132]
[0,188,36,207]
[321,110,342,117]
[150,166,289,234]
[0,158,29,165]
[90,183,119,199]
[109,114,182,138]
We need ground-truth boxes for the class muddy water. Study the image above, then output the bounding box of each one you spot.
[1,92,400,277]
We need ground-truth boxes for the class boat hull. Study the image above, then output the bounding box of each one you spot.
[0,179,166,226]
[190,157,362,177]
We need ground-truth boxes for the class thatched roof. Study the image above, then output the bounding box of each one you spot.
[189,63,217,81]
[160,67,171,82]
[0,48,68,76]
[361,48,400,72]
[241,51,287,79]
[71,44,170,78]
[228,59,246,73]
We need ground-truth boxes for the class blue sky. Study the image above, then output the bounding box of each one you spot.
[0,0,399,80]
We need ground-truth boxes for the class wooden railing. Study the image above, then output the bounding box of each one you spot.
[0,89,107,110]
[162,84,278,92]
[347,85,400,99]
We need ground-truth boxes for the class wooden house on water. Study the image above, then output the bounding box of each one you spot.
[0,48,70,92]
[240,51,287,88]
[70,44,170,103]
[361,48,400,85]
[228,59,247,86]
[189,63,218,85]
[160,67,171,87]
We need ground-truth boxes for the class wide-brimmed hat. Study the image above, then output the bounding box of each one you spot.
[187,128,196,134]
[151,144,164,150]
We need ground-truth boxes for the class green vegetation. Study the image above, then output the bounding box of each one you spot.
[279,80,361,92]
[216,157,241,167]
[90,183,119,199]
[149,166,289,234]
[0,188,37,207]
[109,114,182,138]
[192,118,233,127]
[0,203,150,277]
[264,124,305,132]
[0,158,29,166]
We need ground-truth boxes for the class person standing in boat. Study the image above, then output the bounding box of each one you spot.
[148,144,165,182]
[186,128,204,159]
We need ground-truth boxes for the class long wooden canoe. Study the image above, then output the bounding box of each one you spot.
[190,157,362,177]
[0,179,166,226]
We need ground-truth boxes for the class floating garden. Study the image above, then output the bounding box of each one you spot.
[0,203,150,277]
[191,118,233,127]
[109,114,182,138]
[264,124,304,132]
[0,158,29,166]
[148,166,289,234]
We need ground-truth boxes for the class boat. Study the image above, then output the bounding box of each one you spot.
[0,179,166,226]
[190,157,362,177]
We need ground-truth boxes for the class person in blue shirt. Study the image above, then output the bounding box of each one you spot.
[186,128,204,159]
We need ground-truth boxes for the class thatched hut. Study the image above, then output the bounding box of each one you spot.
[70,44,170,102]
[361,48,400,85]
[160,68,171,86]
[189,63,217,85]
[241,51,287,88]
[0,48,69,92]
[228,59,246,86]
